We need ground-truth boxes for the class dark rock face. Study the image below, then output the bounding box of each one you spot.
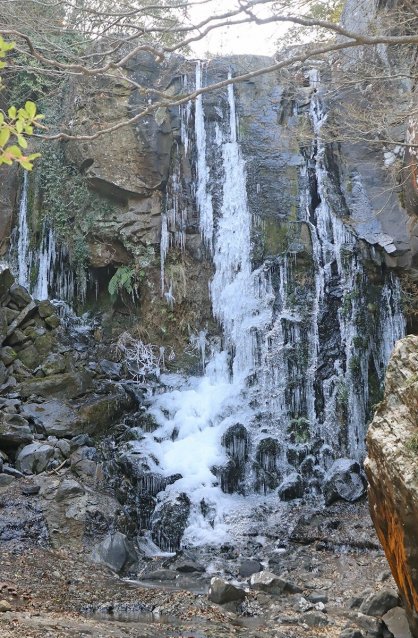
[92,531,138,574]
[323,459,367,506]
[359,590,399,617]
[150,493,191,552]
[208,577,246,604]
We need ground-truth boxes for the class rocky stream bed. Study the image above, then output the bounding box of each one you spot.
[0,263,413,638]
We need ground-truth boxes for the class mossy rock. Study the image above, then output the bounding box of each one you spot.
[34,332,57,356]
[19,371,93,400]
[16,344,42,370]
[78,388,136,435]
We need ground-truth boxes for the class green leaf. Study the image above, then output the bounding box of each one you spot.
[7,106,16,119]
[0,127,10,148]
[25,101,37,118]
[7,145,22,158]
[17,135,28,149]
[19,159,34,170]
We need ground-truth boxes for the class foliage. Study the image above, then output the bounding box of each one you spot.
[400,273,418,324]
[108,266,139,301]
[280,0,344,45]
[0,36,43,169]
[39,145,115,297]
[289,417,310,444]
[406,435,418,453]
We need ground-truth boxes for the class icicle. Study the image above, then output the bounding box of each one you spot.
[194,61,214,249]
[17,173,30,290]
[33,223,56,301]
[160,213,169,294]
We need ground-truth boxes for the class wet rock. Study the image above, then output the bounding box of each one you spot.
[239,558,263,577]
[250,570,302,595]
[175,560,205,573]
[323,458,367,505]
[208,577,246,604]
[254,437,282,492]
[16,442,55,474]
[143,569,177,581]
[278,472,304,500]
[151,493,191,552]
[21,400,79,438]
[0,413,33,447]
[360,590,399,617]
[92,531,138,574]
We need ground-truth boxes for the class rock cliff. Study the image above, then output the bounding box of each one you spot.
[366,336,418,637]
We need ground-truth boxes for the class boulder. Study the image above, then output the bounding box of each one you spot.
[0,269,14,304]
[16,344,42,370]
[92,531,138,574]
[365,336,418,638]
[0,473,15,487]
[1,346,17,365]
[37,300,56,318]
[150,493,191,552]
[239,558,263,578]
[323,458,367,505]
[208,577,246,604]
[16,442,55,474]
[0,360,7,385]
[21,400,79,438]
[382,607,413,638]
[250,570,302,595]
[77,386,135,435]
[9,284,32,308]
[18,371,93,400]
[55,478,85,502]
[40,353,67,376]
[352,612,384,638]
[278,472,304,500]
[0,413,33,447]
[360,590,399,617]
[301,611,330,627]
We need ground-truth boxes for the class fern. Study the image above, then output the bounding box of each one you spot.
[108,266,137,299]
